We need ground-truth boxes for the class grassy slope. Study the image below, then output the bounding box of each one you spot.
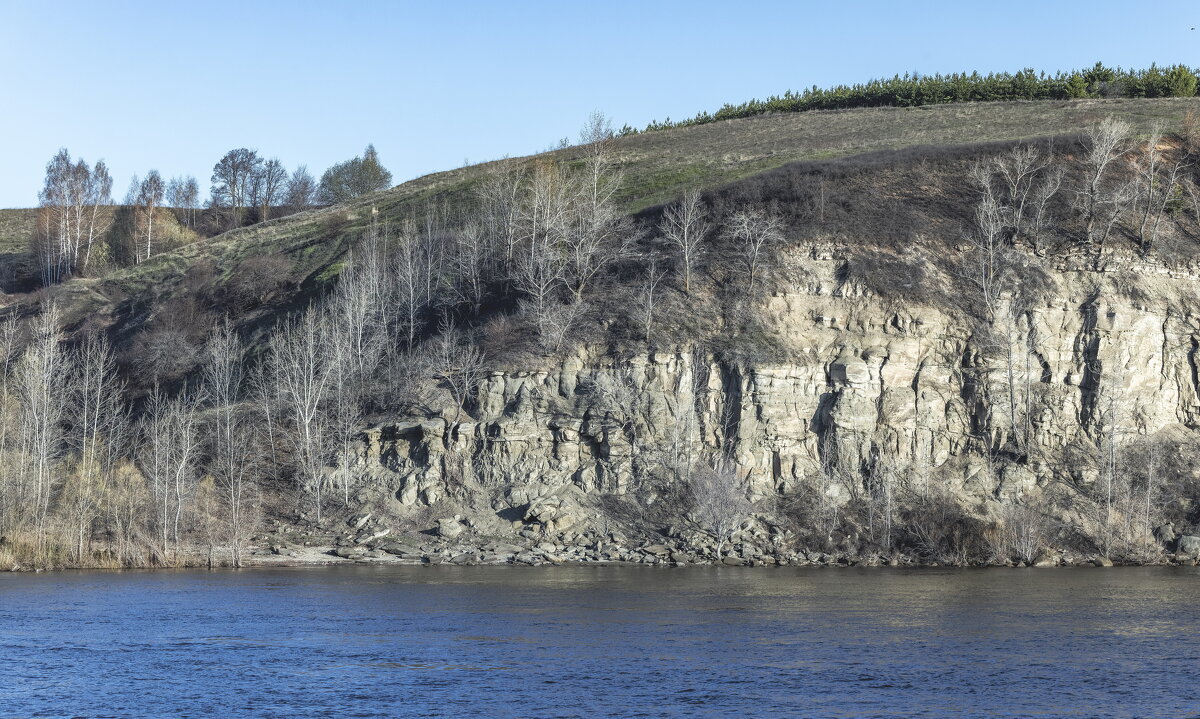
[4,96,1199,338]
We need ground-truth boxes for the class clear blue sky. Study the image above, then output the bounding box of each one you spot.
[1,0,1197,208]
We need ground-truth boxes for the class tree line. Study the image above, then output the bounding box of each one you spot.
[32,145,392,285]
[634,63,1200,134]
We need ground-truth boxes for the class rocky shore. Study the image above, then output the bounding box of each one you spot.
[244,513,1200,570]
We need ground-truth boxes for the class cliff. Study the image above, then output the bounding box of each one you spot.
[344,241,1200,563]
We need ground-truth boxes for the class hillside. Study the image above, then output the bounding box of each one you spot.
[0,208,36,293]
[5,95,1200,570]
[6,97,1198,339]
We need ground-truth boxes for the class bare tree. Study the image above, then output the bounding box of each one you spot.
[565,149,629,303]
[1028,166,1064,256]
[391,221,430,349]
[285,165,317,211]
[635,254,666,343]
[64,333,126,563]
[723,207,785,294]
[514,161,571,329]
[582,366,648,485]
[255,158,289,221]
[660,188,709,294]
[1003,502,1051,563]
[325,234,394,506]
[1079,116,1133,247]
[103,459,152,567]
[475,162,524,276]
[0,316,22,537]
[450,221,490,313]
[578,110,615,149]
[994,145,1050,237]
[270,308,335,520]
[183,176,200,228]
[427,319,485,423]
[962,194,1013,322]
[539,299,589,354]
[203,322,258,566]
[689,461,752,557]
[211,148,262,230]
[140,386,202,562]
[14,305,71,554]
[1132,126,1188,252]
[331,227,391,385]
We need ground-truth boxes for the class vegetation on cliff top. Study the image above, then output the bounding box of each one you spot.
[635,62,1200,133]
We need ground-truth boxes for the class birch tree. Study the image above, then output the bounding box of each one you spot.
[134,171,166,262]
[270,308,335,519]
[35,150,114,284]
[64,334,126,563]
[140,386,202,562]
[565,149,628,303]
[203,322,257,566]
[15,304,69,551]
[515,162,571,335]
[661,188,709,294]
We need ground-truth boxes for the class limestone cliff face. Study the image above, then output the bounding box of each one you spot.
[352,248,1200,529]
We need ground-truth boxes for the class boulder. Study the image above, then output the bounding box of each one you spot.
[1176,535,1200,558]
[382,543,421,557]
[355,527,391,545]
[1032,551,1057,567]
[1154,523,1177,545]
[523,494,581,534]
[436,518,464,539]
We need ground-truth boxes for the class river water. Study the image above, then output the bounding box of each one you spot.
[1,566,1198,718]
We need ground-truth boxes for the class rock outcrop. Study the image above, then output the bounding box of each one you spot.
[347,247,1200,546]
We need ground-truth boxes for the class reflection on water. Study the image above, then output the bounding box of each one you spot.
[2,566,1199,718]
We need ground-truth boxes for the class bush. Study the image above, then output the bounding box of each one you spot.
[221,254,294,311]
[899,488,987,564]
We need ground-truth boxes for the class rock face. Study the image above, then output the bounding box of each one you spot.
[347,249,1200,537]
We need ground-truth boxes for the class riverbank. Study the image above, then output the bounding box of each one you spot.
[6,523,1198,572]
[245,538,1199,570]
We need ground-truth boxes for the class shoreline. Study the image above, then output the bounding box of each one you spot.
[6,539,1197,573]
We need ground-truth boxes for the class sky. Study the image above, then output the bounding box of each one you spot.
[1,0,1198,208]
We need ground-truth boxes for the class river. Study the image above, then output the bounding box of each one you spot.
[1,566,1198,718]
